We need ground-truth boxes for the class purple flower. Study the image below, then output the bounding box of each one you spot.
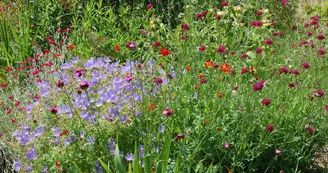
[25,165,33,172]
[158,125,165,133]
[80,131,85,139]
[71,57,79,64]
[41,166,48,173]
[95,160,103,173]
[61,62,73,69]
[51,126,61,137]
[52,137,61,145]
[119,115,127,123]
[32,126,45,137]
[108,138,115,154]
[64,137,72,146]
[87,136,95,145]
[26,145,37,160]
[13,160,22,171]
[125,153,134,161]
[139,145,144,158]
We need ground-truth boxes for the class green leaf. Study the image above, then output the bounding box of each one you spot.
[133,141,141,173]
[155,132,172,173]
[174,157,179,173]
[99,159,113,173]
[115,145,126,173]
[70,161,83,173]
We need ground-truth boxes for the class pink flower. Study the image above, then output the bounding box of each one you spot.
[266,125,274,132]
[261,98,271,106]
[146,4,153,10]
[163,108,173,117]
[50,107,59,114]
[125,74,133,82]
[80,81,90,90]
[174,133,185,142]
[225,142,230,149]
[252,81,265,91]
[275,150,281,156]
[282,0,288,6]
[325,105,328,111]
[126,42,136,49]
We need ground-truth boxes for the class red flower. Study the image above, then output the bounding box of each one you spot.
[14,102,20,107]
[56,80,64,88]
[114,45,120,52]
[67,45,75,50]
[316,90,324,97]
[261,98,271,106]
[160,48,170,56]
[220,64,231,73]
[55,161,61,168]
[305,124,314,135]
[0,83,8,88]
[252,81,265,91]
[60,130,69,136]
[12,118,16,123]
[153,78,163,85]
[6,109,12,115]
[317,34,325,40]
[80,81,90,90]
[50,107,59,114]
[266,125,274,132]
[204,60,213,68]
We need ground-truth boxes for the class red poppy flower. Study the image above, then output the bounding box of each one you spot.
[160,48,170,56]
[114,45,120,52]
[67,45,75,50]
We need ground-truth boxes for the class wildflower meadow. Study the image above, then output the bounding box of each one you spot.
[0,0,328,172]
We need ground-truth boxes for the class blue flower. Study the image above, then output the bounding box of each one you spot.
[13,160,22,171]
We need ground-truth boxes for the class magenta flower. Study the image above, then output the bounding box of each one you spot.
[174,133,185,142]
[261,98,271,106]
[153,41,161,47]
[181,23,190,32]
[221,1,228,6]
[318,49,325,55]
[56,80,64,88]
[125,74,133,82]
[126,42,136,49]
[255,48,263,54]
[264,39,273,45]
[317,34,325,40]
[146,4,153,10]
[163,108,173,117]
[241,68,249,74]
[316,90,324,97]
[50,107,58,114]
[225,142,230,149]
[199,78,207,84]
[266,125,274,133]
[282,0,288,6]
[279,67,289,74]
[305,124,314,135]
[256,11,263,16]
[275,150,281,156]
[153,78,163,85]
[80,81,90,90]
[216,45,227,54]
[198,45,206,52]
[252,81,265,91]
[240,53,248,58]
[302,62,310,69]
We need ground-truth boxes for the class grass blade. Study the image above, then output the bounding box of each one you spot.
[155,132,172,173]
[114,145,126,173]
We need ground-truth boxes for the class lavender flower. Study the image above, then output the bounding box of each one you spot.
[26,145,37,160]
[95,160,103,173]
[41,166,48,173]
[87,136,95,145]
[13,160,22,171]
[125,153,134,161]
[25,165,33,172]
[108,138,115,154]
